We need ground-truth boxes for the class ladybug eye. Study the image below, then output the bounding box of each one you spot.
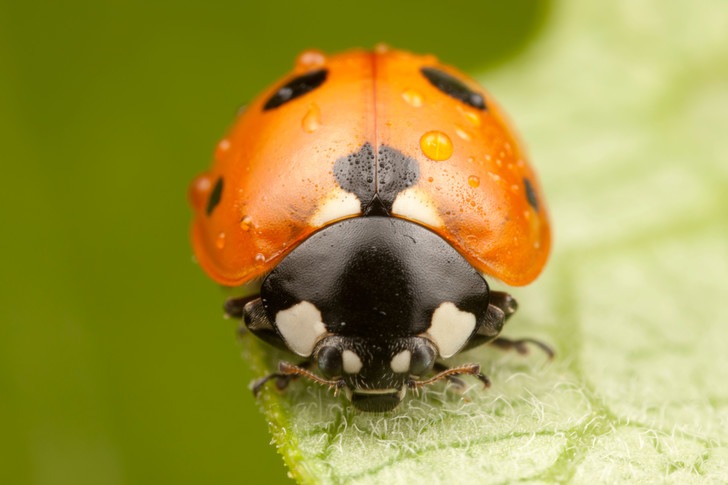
[420,67,487,111]
[410,343,435,376]
[263,69,328,110]
[317,345,343,378]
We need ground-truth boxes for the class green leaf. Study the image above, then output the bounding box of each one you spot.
[244,1,728,483]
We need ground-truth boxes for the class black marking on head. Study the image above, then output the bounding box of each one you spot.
[263,69,328,110]
[333,143,420,214]
[523,177,539,212]
[421,67,487,111]
[206,177,223,216]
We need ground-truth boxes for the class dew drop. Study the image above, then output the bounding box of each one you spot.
[420,131,453,161]
[468,175,480,188]
[454,124,471,140]
[216,232,226,249]
[240,216,253,231]
[302,103,321,133]
[215,139,231,160]
[296,49,326,69]
[254,253,266,263]
[402,89,424,108]
[188,174,212,211]
[458,105,481,127]
[467,156,475,163]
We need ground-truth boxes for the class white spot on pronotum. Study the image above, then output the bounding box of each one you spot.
[391,187,443,227]
[342,350,363,374]
[427,302,476,358]
[390,350,411,373]
[275,301,326,357]
[310,188,361,226]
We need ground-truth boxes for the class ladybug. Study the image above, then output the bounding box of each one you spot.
[189,47,552,413]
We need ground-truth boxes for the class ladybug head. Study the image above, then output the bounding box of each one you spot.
[260,216,492,412]
[311,335,437,412]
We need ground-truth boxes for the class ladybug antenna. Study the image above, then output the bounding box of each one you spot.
[407,363,491,389]
[278,361,346,395]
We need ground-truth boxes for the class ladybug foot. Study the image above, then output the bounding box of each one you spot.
[250,372,287,397]
[490,337,555,359]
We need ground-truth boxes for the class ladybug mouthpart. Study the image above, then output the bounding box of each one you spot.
[348,386,407,413]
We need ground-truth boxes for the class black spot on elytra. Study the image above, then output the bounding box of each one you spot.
[333,143,420,215]
[421,67,487,111]
[263,69,328,110]
[523,177,539,212]
[333,143,375,209]
[206,177,223,215]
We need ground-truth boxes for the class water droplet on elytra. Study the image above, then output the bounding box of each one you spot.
[302,103,321,133]
[454,124,470,140]
[240,216,253,231]
[402,89,423,108]
[468,175,480,188]
[216,139,231,160]
[254,253,265,263]
[216,232,226,249]
[420,131,453,161]
[458,106,481,127]
[189,174,212,211]
[296,49,326,69]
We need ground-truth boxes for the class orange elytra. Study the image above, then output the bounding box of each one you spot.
[189,48,550,288]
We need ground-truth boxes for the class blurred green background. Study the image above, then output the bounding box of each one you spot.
[0,1,550,484]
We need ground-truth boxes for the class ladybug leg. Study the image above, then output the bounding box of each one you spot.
[224,294,259,320]
[432,362,467,390]
[468,291,554,358]
[237,297,290,351]
[489,291,518,322]
[250,360,313,397]
[459,295,513,352]
[489,337,555,359]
